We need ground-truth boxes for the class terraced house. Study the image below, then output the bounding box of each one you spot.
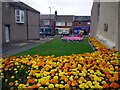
[0,1,40,44]
[55,11,74,35]
[40,11,90,35]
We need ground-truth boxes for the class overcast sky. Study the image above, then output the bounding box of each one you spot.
[20,0,93,16]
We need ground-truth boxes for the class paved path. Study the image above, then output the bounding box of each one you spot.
[1,36,53,58]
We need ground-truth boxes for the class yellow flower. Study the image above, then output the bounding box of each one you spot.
[64,84,70,88]
[15,80,18,83]
[101,81,106,84]
[110,67,114,71]
[15,82,18,86]
[90,70,94,73]
[38,87,44,89]
[93,81,99,85]
[61,81,64,84]
[14,68,17,71]
[83,79,86,82]
[79,84,84,88]
[55,84,59,88]
[64,78,68,82]
[59,84,64,88]
[5,79,8,82]
[48,84,54,89]
[86,81,92,84]
[84,84,89,88]
[59,72,65,76]
[36,73,41,78]
[78,80,82,84]
[37,83,41,87]
[69,76,73,81]
[54,76,58,79]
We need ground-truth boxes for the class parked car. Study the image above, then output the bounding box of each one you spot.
[40,26,54,36]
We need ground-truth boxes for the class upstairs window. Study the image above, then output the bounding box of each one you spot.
[56,22,65,26]
[43,20,50,25]
[67,22,72,26]
[15,9,24,23]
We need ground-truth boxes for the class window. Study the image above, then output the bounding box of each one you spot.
[87,22,90,25]
[56,22,65,26]
[67,22,72,26]
[15,9,24,23]
[43,20,50,25]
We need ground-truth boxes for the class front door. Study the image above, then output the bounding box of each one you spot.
[5,26,10,42]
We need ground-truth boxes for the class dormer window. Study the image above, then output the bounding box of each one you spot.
[15,9,24,23]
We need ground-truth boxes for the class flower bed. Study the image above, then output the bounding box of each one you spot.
[61,36,83,42]
[0,37,120,89]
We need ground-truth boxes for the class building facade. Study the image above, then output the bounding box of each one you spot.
[40,11,91,35]
[55,15,74,35]
[90,1,100,36]
[40,14,55,35]
[90,0,120,51]
[73,16,90,34]
[1,1,40,44]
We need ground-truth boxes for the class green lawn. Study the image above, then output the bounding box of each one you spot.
[14,38,94,57]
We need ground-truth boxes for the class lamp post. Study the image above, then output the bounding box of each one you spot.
[49,7,51,26]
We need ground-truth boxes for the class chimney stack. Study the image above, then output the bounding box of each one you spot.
[55,11,57,16]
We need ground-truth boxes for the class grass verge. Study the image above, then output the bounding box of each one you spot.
[14,38,94,57]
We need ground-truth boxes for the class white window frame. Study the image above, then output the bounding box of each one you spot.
[87,22,90,25]
[67,22,72,26]
[56,22,65,26]
[43,20,50,25]
[15,9,24,23]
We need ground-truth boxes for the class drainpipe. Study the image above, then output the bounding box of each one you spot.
[26,9,28,40]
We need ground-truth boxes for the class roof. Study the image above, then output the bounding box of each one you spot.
[9,2,40,13]
[40,14,55,20]
[56,15,74,21]
[74,16,90,21]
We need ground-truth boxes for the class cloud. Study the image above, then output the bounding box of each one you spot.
[20,0,93,15]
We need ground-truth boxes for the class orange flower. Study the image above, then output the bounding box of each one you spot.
[101,61,106,65]
[9,82,14,86]
[110,82,119,88]
[45,66,50,71]
[67,72,72,75]
[89,74,94,80]
[109,77,115,82]
[72,80,78,86]
[111,61,116,65]
[64,84,70,88]
[104,64,109,68]
[63,66,68,70]
[78,67,83,71]
[51,71,55,76]
[31,85,39,88]
[103,70,110,75]
[40,62,45,67]
[79,77,84,81]
[92,61,97,65]
[27,79,36,84]
[113,73,119,80]
[101,74,105,77]
[28,86,34,90]
[26,62,31,66]
[67,81,71,85]
[74,76,78,79]
[114,73,118,77]
[102,83,109,88]
[60,75,66,80]
[106,74,112,79]
[50,79,58,84]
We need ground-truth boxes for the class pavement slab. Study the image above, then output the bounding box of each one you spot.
[1,37,53,58]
